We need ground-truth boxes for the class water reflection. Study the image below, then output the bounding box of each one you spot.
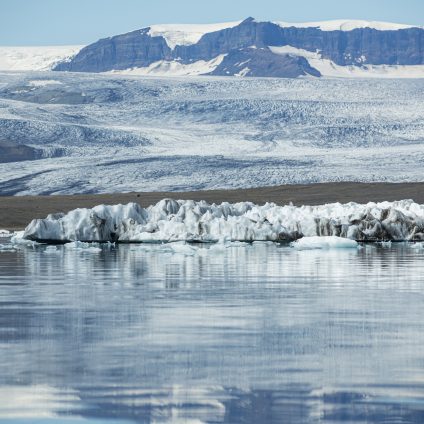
[0,243,424,423]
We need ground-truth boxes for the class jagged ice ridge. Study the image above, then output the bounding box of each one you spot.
[20,199,424,243]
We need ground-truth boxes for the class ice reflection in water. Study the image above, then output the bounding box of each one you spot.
[1,242,424,423]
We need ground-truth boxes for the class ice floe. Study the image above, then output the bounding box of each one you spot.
[64,241,102,253]
[18,199,424,244]
[291,236,358,250]
[11,231,39,247]
[0,229,12,238]
[44,245,60,254]
[0,243,16,252]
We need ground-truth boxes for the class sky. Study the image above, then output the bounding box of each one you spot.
[0,0,423,46]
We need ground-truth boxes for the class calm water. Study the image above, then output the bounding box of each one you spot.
[1,241,424,423]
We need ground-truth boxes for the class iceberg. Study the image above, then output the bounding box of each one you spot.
[20,199,424,244]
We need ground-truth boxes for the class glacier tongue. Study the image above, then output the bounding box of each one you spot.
[21,199,424,243]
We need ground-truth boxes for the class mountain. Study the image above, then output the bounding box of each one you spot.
[52,17,424,78]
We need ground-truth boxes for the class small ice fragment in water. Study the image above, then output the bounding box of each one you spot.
[0,244,16,252]
[11,231,39,248]
[64,241,101,253]
[291,236,358,250]
[169,242,197,256]
[208,243,229,253]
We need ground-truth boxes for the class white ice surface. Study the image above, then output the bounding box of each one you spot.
[269,46,424,78]
[0,46,83,71]
[273,19,421,32]
[0,73,423,195]
[20,199,424,243]
[0,229,12,238]
[147,21,242,49]
[291,236,358,250]
[11,231,39,247]
[28,79,63,87]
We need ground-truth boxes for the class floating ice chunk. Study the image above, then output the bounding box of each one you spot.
[24,203,148,242]
[169,242,198,256]
[44,245,59,254]
[64,241,102,253]
[291,236,359,250]
[131,243,173,253]
[85,246,102,253]
[21,199,424,243]
[11,231,39,248]
[227,241,251,248]
[0,229,11,238]
[208,243,229,253]
[0,244,16,252]
[377,241,392,248]
[410,242,424,250]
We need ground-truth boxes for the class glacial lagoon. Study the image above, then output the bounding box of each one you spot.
[1,241,424,423]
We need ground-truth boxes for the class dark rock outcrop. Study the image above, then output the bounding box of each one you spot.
[210,47,321,78]
[55,29,172,72]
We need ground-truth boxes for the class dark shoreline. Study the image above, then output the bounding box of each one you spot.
[1,182,424,231]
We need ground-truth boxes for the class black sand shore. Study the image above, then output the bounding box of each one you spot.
[1,182,423,231]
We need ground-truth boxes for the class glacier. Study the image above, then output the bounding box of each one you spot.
[20,199,424,243]
[0,46,83,71]
[147,21,243,49]
[0,72,423,195]
[273,19,419,32]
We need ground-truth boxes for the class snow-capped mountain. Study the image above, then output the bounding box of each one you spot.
[51,17,424,78]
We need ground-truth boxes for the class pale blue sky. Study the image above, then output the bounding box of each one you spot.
[1,0,423,46]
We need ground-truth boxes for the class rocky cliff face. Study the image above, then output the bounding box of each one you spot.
[210,47,321,78]
[54,18,424,77]
[55,30,172,72]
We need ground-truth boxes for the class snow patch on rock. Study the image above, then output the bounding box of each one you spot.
[147,21,242,49]
[108,55,226,77]
[269,45,424,78]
